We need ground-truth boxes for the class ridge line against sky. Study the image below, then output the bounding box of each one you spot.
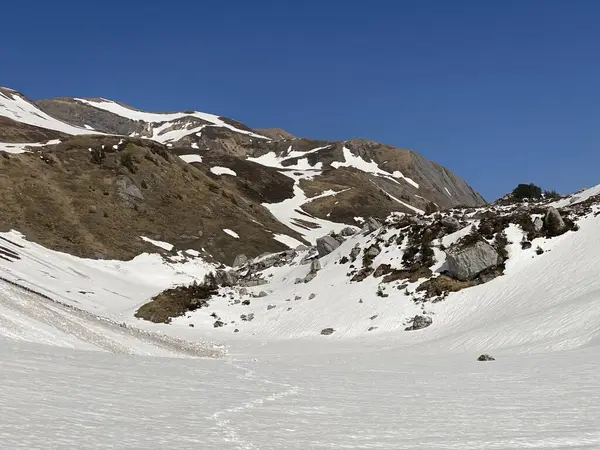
[2,0,600,200]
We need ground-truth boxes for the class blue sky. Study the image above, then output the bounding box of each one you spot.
[2,0,599,200]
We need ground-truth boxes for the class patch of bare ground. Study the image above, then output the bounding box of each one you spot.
[0,135,305,264]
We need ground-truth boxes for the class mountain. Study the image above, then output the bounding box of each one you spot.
[1,87,485,264]
[2,86,600,449]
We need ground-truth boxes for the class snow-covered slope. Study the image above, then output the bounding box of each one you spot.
[73,97,269,143]
[1,187,600,449]
[0,88,95,136]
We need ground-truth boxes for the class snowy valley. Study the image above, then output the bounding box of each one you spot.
[1,85,600,449]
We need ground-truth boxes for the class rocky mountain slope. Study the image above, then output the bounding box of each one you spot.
[2,86,485,264]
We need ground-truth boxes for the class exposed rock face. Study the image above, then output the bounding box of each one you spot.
[233,254,248,267]
[404,315,432,331]
[445,240,500,281]
[316,235,341,257]
[544,207,566,236]
[363,217,382,233]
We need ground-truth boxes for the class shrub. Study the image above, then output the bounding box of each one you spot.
[512,183,542,200]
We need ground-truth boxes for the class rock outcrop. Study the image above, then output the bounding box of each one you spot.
[316,235,341,257]
[445,239,500,281]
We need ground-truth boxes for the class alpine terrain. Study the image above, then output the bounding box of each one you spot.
[1,86,599,449]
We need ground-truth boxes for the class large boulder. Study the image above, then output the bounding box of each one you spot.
[441,215,460,232]
[316,235,341,257]
[404,315,432,331]
[340,227,357,237]
[543,207,566,236]
[233,254,248,267]
[445,239,500,281]
[363,217,382,234]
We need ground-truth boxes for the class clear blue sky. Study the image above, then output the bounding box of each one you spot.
[2,0,599,200]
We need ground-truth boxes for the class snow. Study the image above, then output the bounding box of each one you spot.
[1,190,600,448]
[272,233,305,249]
[84,124,94,130]
[262,172,353,244]
[549,184,600,208]
[332,146,419,188]
[223,229,240,239]
[0,139,61,154]
[73,98,269,141]
[210,166,237,176]
[140,236,174,251]
[445,186,452,196]
[179,154,203,163]
[0,91,96,135]
[371,181,425,214]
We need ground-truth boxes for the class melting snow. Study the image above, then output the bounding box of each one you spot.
[223,229,240,239]
[210,167,237,176]
[0,139,61,154]
[0,91,97,135]
[179,154,203,164]
[272,233,305,249]
[445,187,452,196]
[140,236,174,252]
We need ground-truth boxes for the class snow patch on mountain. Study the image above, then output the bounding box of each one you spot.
[0,139,61,154]
[73,98,269,141]
[0,90,96,135]
[210,166,237,176]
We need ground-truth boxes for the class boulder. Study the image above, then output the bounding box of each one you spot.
[309,293,316,299]
[267,304,276,311]
[233,254,248,267]
[303,272,317,283]
[115,176,144,207]
[309,259,321,274]
[316,235,340,257]
[533,217,544,232]
[404,315,432,331]
[365,245,381,258]
[214,269,238,287]
[445,239,500,281]
[320,328,335,336]
[213,320,224,328]
[543,207,566,236]
[350,245,361,261]
[441,215,460,232]
[477,354,495,361]
[363,217,382,233]
[340,227,357,237]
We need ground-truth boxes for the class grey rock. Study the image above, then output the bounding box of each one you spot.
[533,217,544,232]
[441,215,460,232]
[214,269,238,287]
[350,245,362,261]
[316,235,341,257]
[363,217,382,233]
[267,304,276,311]
[241,300,251,306]
[365,246,381,258]
[115,177,144,206]
[309,293,316,299]
[310,259,321,274]
[445,239,500,281]
[239,288,248,296]
[404,315,433,331]
[238,279,268,287]
[368,326,378,332]
[257,291,268,298]
[213,320,225,328]
[295,244,311,251]
[303,272,317,283]
[233,254,248,267]
[478,354,495,361]
[320,328,335,336]
[294,295,302,301]
[300,253,318,265]
[340,226,358,237]
[369,315,378,320]
[544,207,566,235]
